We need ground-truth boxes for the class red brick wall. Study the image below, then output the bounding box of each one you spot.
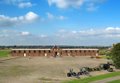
[11,49,99,57]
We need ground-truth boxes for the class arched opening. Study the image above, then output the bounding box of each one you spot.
[51,45,61,57]
[54,52,57,57]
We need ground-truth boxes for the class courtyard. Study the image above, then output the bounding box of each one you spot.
[0,56,108,83]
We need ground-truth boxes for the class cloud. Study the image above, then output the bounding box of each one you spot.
[46,12,54,19]
[52,27,120,45]
[40,34,48,38]
[105,27,120,32]
[46,12,66,20]
[25,11,39,22]
[48,0,84,9]
[0,11,39,27]
[58,16,66,20]
[21,31,30,36]
[104,27,120,37]
[86,3,99,11]
[0,30,31,37]
[57,27,120,38]
[47,0,106,11]
[0,0,34,8]
[0,0,27,4]
[18,2,34,8]
[0,30,50,45]
[0,27,120,46]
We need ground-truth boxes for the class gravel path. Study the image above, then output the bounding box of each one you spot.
[91,76,120,83]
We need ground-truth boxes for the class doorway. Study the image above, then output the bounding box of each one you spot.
[54,52,57,57]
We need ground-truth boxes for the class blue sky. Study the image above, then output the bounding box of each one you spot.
[0,0,120,46]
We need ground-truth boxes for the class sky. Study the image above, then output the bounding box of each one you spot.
[0,0,120,46]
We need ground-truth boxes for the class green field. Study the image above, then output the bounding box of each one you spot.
[108,79,120,83]
[64,71,120,83]
[0,50,10,57]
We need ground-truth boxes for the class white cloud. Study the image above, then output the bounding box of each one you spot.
[47,0,106,11]
[46,12,54,19]
[105,27,120,32]
[0,30,50,45]
[25,11,39,22]
[0,11,39,27]
[0,27,120,46]
[21,31,30,36]
[0,0,34,8]
[86,3,99,11]
[40,35,48,38]
[56,27,120,38]
[46,12,66,20]
[72,30,77,34]
[18,2,34,8]
[58,16,65,20]
[48,0,84,8]
[1,0,26,4]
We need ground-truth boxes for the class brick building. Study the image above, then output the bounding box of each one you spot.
[11,46,99,57]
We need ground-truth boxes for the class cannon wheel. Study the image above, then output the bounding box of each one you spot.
[72,72,77,76]
[67,73,72,77]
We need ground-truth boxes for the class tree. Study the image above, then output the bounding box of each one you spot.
[99,49,109,55]
[111,43,120,69]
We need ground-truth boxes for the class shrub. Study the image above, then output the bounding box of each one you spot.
[96,56,102,59]
[111,43,120,69]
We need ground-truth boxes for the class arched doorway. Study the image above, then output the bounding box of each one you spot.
[51,45,62,57]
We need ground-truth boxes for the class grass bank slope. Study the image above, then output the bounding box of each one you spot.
[64,71,120,83]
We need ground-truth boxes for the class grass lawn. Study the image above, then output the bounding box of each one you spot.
[107,79,120,83]
[64,71,120,83]
[0,50,11,57]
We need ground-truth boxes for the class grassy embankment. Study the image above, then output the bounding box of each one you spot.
[108,79,120,83]
[0,50,10,57]
[64,71,120,83]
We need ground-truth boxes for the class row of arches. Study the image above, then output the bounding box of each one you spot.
[11,49,99,57]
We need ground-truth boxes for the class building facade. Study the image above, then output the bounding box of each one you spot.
[11,46,99,57]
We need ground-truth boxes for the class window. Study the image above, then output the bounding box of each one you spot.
[13,51,16,53]
[48,50,51,53]
[39,50,41,53]
[18,50,21,53]
[24,50,26,53]
[84,50,86,53]
[34,50,36,53]
[65,50,67,53]
[43,50,46,53]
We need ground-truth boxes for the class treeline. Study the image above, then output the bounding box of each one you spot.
[0,45,111,49]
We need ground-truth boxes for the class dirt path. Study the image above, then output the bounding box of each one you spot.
[91,76,120,83]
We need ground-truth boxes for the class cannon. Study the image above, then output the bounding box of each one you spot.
[67,69,80,78]
[99,63,113,72]
[67,69,77,77]
[77,67,91,76]
[67,67,92,78]
[67,62,114,78]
